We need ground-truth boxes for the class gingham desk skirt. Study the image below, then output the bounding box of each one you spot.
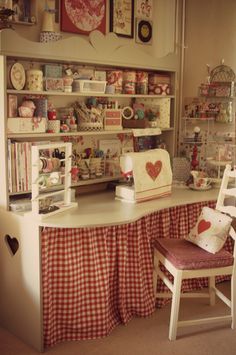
[41,200,233,347]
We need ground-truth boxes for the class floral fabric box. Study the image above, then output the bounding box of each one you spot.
[43,64,63,78]
[7,117,47,133]
[45,78,64,91]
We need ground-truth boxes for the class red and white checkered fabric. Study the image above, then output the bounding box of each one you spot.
[41,200,233,348]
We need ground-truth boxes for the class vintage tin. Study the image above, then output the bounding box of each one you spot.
[106,70,123,94]
[26,69,43,91]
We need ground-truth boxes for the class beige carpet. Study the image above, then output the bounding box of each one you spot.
[0,281,235,355]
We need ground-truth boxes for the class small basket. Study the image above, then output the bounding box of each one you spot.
[73,80,107,94]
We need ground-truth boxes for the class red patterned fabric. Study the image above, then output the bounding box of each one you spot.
[41,199,233,348]
[155,238,234,270]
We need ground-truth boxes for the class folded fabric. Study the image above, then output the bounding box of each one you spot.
[185,207,232,254]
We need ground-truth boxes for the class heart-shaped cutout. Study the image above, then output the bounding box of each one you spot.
[146,161,162,181]
[5,235,19,256]
[197,219,211,234]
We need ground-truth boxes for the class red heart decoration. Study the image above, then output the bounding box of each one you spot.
[146,161,162,181]
[197,219,211,234]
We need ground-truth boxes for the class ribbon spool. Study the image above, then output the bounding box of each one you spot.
[122,106,134,120]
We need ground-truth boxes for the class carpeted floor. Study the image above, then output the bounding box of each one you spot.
[0,281,235,355]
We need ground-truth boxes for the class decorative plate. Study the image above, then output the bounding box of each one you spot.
[136,19,153,44]
[189,184,212,191]
[9,62,26,90]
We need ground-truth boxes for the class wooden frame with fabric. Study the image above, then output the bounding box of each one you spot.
[153,164,236,340]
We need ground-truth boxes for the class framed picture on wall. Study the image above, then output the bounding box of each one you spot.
[136,0,153,19]
[136,18,153,45]
[61,0,106,35]
[12,0,30,22]
[110,0,134,38]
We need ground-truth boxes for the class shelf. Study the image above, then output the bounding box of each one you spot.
[7,127,174,139]
[10,21,35,26]
[7,129,132,138]
[206,159,232,167]
[6,89,175,99]
[199,95,234,99]
[73,175,121,186]
[9,175,121,195]
[182,117,215,121]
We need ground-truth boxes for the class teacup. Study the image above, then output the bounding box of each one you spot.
[193,177,211,189]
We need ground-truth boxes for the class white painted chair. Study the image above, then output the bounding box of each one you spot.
[153,164,236,340]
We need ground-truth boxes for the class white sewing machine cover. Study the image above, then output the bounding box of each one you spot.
[116,148,172,202]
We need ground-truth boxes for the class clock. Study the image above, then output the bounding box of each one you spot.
[136,19,153,45]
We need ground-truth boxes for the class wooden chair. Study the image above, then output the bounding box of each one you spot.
[153,164,236,340]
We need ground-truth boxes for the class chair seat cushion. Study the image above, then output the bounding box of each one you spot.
[154,238,234,270]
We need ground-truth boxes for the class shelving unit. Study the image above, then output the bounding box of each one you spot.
[0,30,177,210]
[0,28,180,352]
[180,68,236,181]
[31,142,77,219]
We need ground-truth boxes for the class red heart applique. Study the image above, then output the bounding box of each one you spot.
[146,161,162,181]
[197,219,211,234]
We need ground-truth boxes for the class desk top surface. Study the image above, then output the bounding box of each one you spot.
[36,186,218,228]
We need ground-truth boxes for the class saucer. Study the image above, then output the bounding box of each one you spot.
[189,184,212,191]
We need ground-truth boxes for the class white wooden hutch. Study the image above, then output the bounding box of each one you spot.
[0,28,206,351]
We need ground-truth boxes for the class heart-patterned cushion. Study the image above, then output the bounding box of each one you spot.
[146,161,162,181]
[185,207,232,254]
[197,219,211,234]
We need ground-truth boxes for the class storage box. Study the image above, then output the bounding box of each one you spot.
[43,64,63,78]
[94,70,107,81]
[32,97,48,117]
[8,94,18,118]
[148,73,171,95]
[104,109,122,130]
[122,118,149,128]
[45,78,64,91]
[73,80,107,94]
[7,117,47,133]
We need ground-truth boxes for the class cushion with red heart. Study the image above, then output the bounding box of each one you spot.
[185,207,232,254]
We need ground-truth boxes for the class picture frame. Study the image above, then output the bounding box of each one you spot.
[136,0,153,19]
[136,18,153,45]
[12,0,30,22]
[61,0,106,35]
[110,0,134,38]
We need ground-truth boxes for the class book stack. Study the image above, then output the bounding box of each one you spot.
[8,140,33,193]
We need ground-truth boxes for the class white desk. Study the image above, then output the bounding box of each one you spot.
[0,186,220,350]
[38,186,219,228]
